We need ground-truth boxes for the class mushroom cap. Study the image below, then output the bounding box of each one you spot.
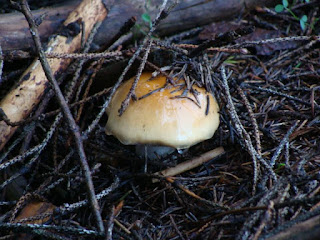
[106,72,220,149]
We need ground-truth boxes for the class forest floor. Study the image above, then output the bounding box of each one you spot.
[0,0,320,239]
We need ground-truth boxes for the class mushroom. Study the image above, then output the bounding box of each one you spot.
[105,72,220,160]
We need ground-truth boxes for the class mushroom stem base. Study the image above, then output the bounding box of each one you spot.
[135,144,175,160]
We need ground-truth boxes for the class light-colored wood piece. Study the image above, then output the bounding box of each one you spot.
[0,0,107,150]
[153,146,225,182]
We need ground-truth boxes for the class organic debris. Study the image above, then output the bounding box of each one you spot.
[0,0,320,239]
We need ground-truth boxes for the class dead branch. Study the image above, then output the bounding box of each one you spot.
[0,0,277,52]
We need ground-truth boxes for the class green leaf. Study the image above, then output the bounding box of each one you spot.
[141,13,151,23]
[224,56,239,65]
[275,4,284,12]
[294,62,302,69]
[282,0,289,8]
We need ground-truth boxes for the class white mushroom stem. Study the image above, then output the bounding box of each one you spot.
[135,144,176,160]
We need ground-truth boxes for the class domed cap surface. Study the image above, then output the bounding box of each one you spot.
[106,72,220,149]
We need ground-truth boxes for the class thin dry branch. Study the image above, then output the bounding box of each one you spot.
[118,0,173,115]
[165,176,228,210]
[237,86,262,155]
[153,147,225,180]
[188,26,254,58]
[220,66,277,192]
[118,39,153,115]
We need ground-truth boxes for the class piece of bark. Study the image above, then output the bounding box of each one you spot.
[0,0,277,52]
[0,0,108,150]
[0,0,81,52]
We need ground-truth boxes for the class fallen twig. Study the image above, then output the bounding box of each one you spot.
[153,147,225,180]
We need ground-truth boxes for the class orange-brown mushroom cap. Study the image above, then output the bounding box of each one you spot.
[106,72,220,149]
